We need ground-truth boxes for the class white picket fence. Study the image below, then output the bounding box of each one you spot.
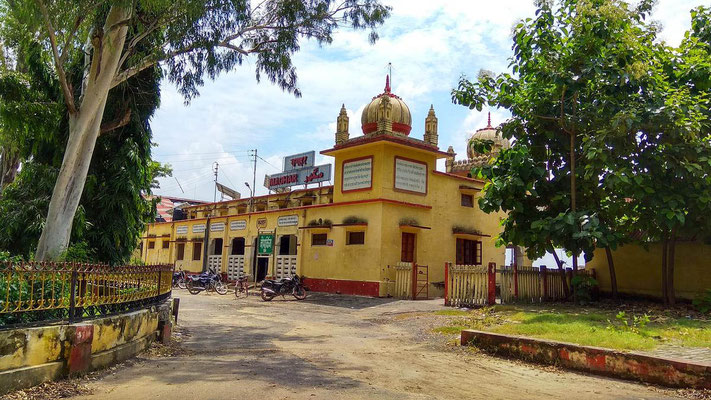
[394,262,413,299]
[445,264,489,307]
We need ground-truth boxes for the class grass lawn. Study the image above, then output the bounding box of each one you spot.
[433,304,711,351]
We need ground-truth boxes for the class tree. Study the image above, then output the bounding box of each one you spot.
[2,0,390,260]
[0,39,169,264]
[452,0,664,298]
[591,5,711,304]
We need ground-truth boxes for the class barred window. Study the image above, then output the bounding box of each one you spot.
[346,231,365,245]
[456,239,482,265]
[312,233,328,246]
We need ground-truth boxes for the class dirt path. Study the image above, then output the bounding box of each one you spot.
[69,293,682,400]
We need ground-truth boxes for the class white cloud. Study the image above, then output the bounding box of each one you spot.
[151,0,698,202]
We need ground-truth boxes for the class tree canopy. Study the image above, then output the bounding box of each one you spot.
[453,0,711,302]
[0,0,390,260]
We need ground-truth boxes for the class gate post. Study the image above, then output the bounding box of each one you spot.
[513,262,519,301]
[487,262,496,306]
[444,262,450,306]
[541,265,548,301]
[411,263,417,300]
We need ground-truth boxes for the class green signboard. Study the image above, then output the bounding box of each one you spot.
[257,234,275,255]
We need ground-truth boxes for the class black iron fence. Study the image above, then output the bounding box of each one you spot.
[0,262,173,329]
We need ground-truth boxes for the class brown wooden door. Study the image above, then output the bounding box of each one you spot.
[401,232,416,263]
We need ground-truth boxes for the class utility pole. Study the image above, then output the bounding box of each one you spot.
[212,161,219,204]
[249,149,257,210]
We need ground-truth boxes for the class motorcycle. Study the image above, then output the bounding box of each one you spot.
[186,268,228,295]
[260,274,307,301]
[172,269,188,289]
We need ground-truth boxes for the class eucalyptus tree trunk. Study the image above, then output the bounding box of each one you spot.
[35,6,131,261]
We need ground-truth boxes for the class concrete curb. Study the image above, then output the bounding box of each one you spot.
[461,330,711,389]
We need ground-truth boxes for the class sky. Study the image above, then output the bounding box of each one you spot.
[149,0,701,268]
[151,0,701,203]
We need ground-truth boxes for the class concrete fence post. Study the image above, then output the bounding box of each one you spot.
[68,325,93,375]
[487,262,496,306]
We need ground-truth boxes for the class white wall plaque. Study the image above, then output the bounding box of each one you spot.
[192,224,206,233]
[277,215,299,227]
[230,220,247,231]
[210,222,225,232]
[176,225,188,235]
[342,157,372,192]
[394,157,427,194]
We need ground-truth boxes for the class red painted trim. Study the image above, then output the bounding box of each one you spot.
[341,155,373,193]
[361,122,412,135]
[303,277,380,297]
[393,156,428,196]
[487,262,496,306]
[321,135,449,157]
[432,170,486,184]
[444,262,450,306]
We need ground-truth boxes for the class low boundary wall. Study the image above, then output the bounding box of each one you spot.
[461,330,711,389]
[0,302,173,395]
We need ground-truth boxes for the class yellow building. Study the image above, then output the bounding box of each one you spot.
[141,78,508,297]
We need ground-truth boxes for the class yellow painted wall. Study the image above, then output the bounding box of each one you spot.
[588,242,711,300]
[142,137,509,297]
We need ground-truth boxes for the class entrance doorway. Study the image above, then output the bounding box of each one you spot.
[401,232,416,263]
[255,257,269,281]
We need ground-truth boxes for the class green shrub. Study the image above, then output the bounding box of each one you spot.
[342,216,367,224]
[571,275,598,304]
[693,289,711,314]
[60,241,95,263]
[607,311,650,334]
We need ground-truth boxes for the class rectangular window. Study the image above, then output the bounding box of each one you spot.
[456,238,482,265]
[311,233,328,246]
[192,242,202,261]
[162,240,170,249]
[461,194,474,207]
[148,241,155,249]
[346,231,365,245]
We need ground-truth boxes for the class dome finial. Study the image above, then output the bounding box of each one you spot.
[487,111,492,128]
[385,74,391,93]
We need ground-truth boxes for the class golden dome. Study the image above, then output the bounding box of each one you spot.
[361,76,412,136]
[467,112,510,159]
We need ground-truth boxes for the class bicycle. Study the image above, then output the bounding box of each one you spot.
[234,274,251,298]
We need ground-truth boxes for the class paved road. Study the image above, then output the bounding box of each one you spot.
[71,292,681,400]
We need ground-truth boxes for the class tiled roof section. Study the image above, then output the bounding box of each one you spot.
[145,195,207,222]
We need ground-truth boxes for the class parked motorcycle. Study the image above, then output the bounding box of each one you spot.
[260,275,307,301]
[186,268,228,295]
[172,269,188,289]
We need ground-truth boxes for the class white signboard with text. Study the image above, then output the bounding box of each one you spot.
[342,157,372,192]
[210,222,225,232]
[230,220,246,231]
[176,225,188,235]
[283,151,315,171]
[192,224,206,233]
[277,215,299,227]
[394,157,427,194]
[266,164,331,190]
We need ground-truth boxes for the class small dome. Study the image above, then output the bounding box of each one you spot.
[467,113,510,159]
[361,76,412,136]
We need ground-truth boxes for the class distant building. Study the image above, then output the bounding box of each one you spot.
[145,195,207,222]
[141,77,515,297]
